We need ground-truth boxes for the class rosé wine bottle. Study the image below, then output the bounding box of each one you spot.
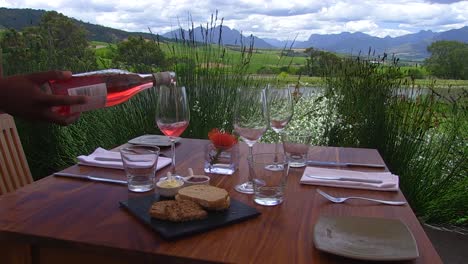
[41,69,175,115]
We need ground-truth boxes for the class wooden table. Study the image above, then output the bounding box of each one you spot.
[0,138,441,264]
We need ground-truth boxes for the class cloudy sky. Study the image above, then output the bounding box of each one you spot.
[1,0,467,41]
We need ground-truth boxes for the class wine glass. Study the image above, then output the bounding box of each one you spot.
[156,84,190,178]
[233,88,269,194]
[266,84,294,170]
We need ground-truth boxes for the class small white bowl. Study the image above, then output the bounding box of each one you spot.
[156,176,185,197]
[183,175,210,186]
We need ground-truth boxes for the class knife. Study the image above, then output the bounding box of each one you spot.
[306,160,385,168]
[305,174,384,184]
[53,172,127,185]
[94,157,153,162]
[94,153,167,162]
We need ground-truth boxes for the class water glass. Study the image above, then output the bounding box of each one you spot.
[249,153,289,206]
[120,145,160,192]
[281,131,312,168]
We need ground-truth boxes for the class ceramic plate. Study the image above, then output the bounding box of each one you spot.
[313,216,419,261]
[128,134,181,147]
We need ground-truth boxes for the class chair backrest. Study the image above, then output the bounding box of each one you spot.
[0,113,33,195]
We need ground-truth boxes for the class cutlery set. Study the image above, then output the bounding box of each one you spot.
[56,153,401,205]
[54,172,404,206]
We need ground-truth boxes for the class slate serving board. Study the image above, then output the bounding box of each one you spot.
[119,194,261,240]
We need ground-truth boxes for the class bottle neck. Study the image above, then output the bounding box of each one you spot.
[153,72,176,86]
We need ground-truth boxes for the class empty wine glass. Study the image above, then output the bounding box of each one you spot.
[233,88,269,194]
[266,84,294,170]
[156,84,190,178]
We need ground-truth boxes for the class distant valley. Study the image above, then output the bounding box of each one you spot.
[1,7,468,61]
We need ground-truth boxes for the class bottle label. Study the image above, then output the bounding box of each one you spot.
[67,83,107,113]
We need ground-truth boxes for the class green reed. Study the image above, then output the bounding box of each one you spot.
[319,57,467,226]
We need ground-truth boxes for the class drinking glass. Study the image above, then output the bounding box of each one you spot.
[156,84,190,178]
[233,88,269,194]
[266,85,294,170]
[249,153,289,206]
[120,145,160,192]
[281,131,312,167]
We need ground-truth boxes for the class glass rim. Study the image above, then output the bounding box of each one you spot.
[120,145,160,154]
[248,153,288,164]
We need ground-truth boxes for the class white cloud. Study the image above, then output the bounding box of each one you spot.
[1,0,467,40]
[345,20,379,33]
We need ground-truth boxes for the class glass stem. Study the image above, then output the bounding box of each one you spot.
[247,146,253,183]
[170,139,176,176]
[274,133,280,163]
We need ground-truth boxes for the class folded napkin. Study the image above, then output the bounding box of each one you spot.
[300,166,399,191]
[77,147,172,170]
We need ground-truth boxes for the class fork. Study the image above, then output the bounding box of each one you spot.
[316,189,406,206]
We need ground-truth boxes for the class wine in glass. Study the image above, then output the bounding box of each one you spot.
[233,88,269,194]
[156,84,190,177]
[266,84,294,170]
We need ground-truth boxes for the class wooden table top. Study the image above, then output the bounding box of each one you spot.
[0,138,441,264]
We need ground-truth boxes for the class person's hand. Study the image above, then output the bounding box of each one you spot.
[0,70,88,126]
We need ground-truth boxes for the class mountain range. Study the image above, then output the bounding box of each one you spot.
[161,25,467,61]
[161,26,274,49]
[1,7,467,60]
[282,28,468,60]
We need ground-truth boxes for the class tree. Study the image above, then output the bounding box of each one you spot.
[0,11,97,76]
[0,29,32,74]
[425,40,468,80]
[112,36,166,73]
[36,11,97,71]
[304,47,341,77]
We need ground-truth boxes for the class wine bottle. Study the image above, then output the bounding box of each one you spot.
[41,69,176,114]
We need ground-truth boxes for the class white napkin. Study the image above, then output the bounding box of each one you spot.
[77,147,172,170]
[300,166,399,191]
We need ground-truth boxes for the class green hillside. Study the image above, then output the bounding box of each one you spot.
[0,7,170,43]
[0,8,43,29]
[92,40,307,74]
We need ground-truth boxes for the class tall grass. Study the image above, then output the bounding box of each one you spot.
[382,89,467,225]
[165,14,260,138]
[319,56,467,226]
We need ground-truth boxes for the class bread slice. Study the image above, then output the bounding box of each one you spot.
[165,200,207,222]
[149,200,207,222]
[176,185,230,210]
[149,200,174,220]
